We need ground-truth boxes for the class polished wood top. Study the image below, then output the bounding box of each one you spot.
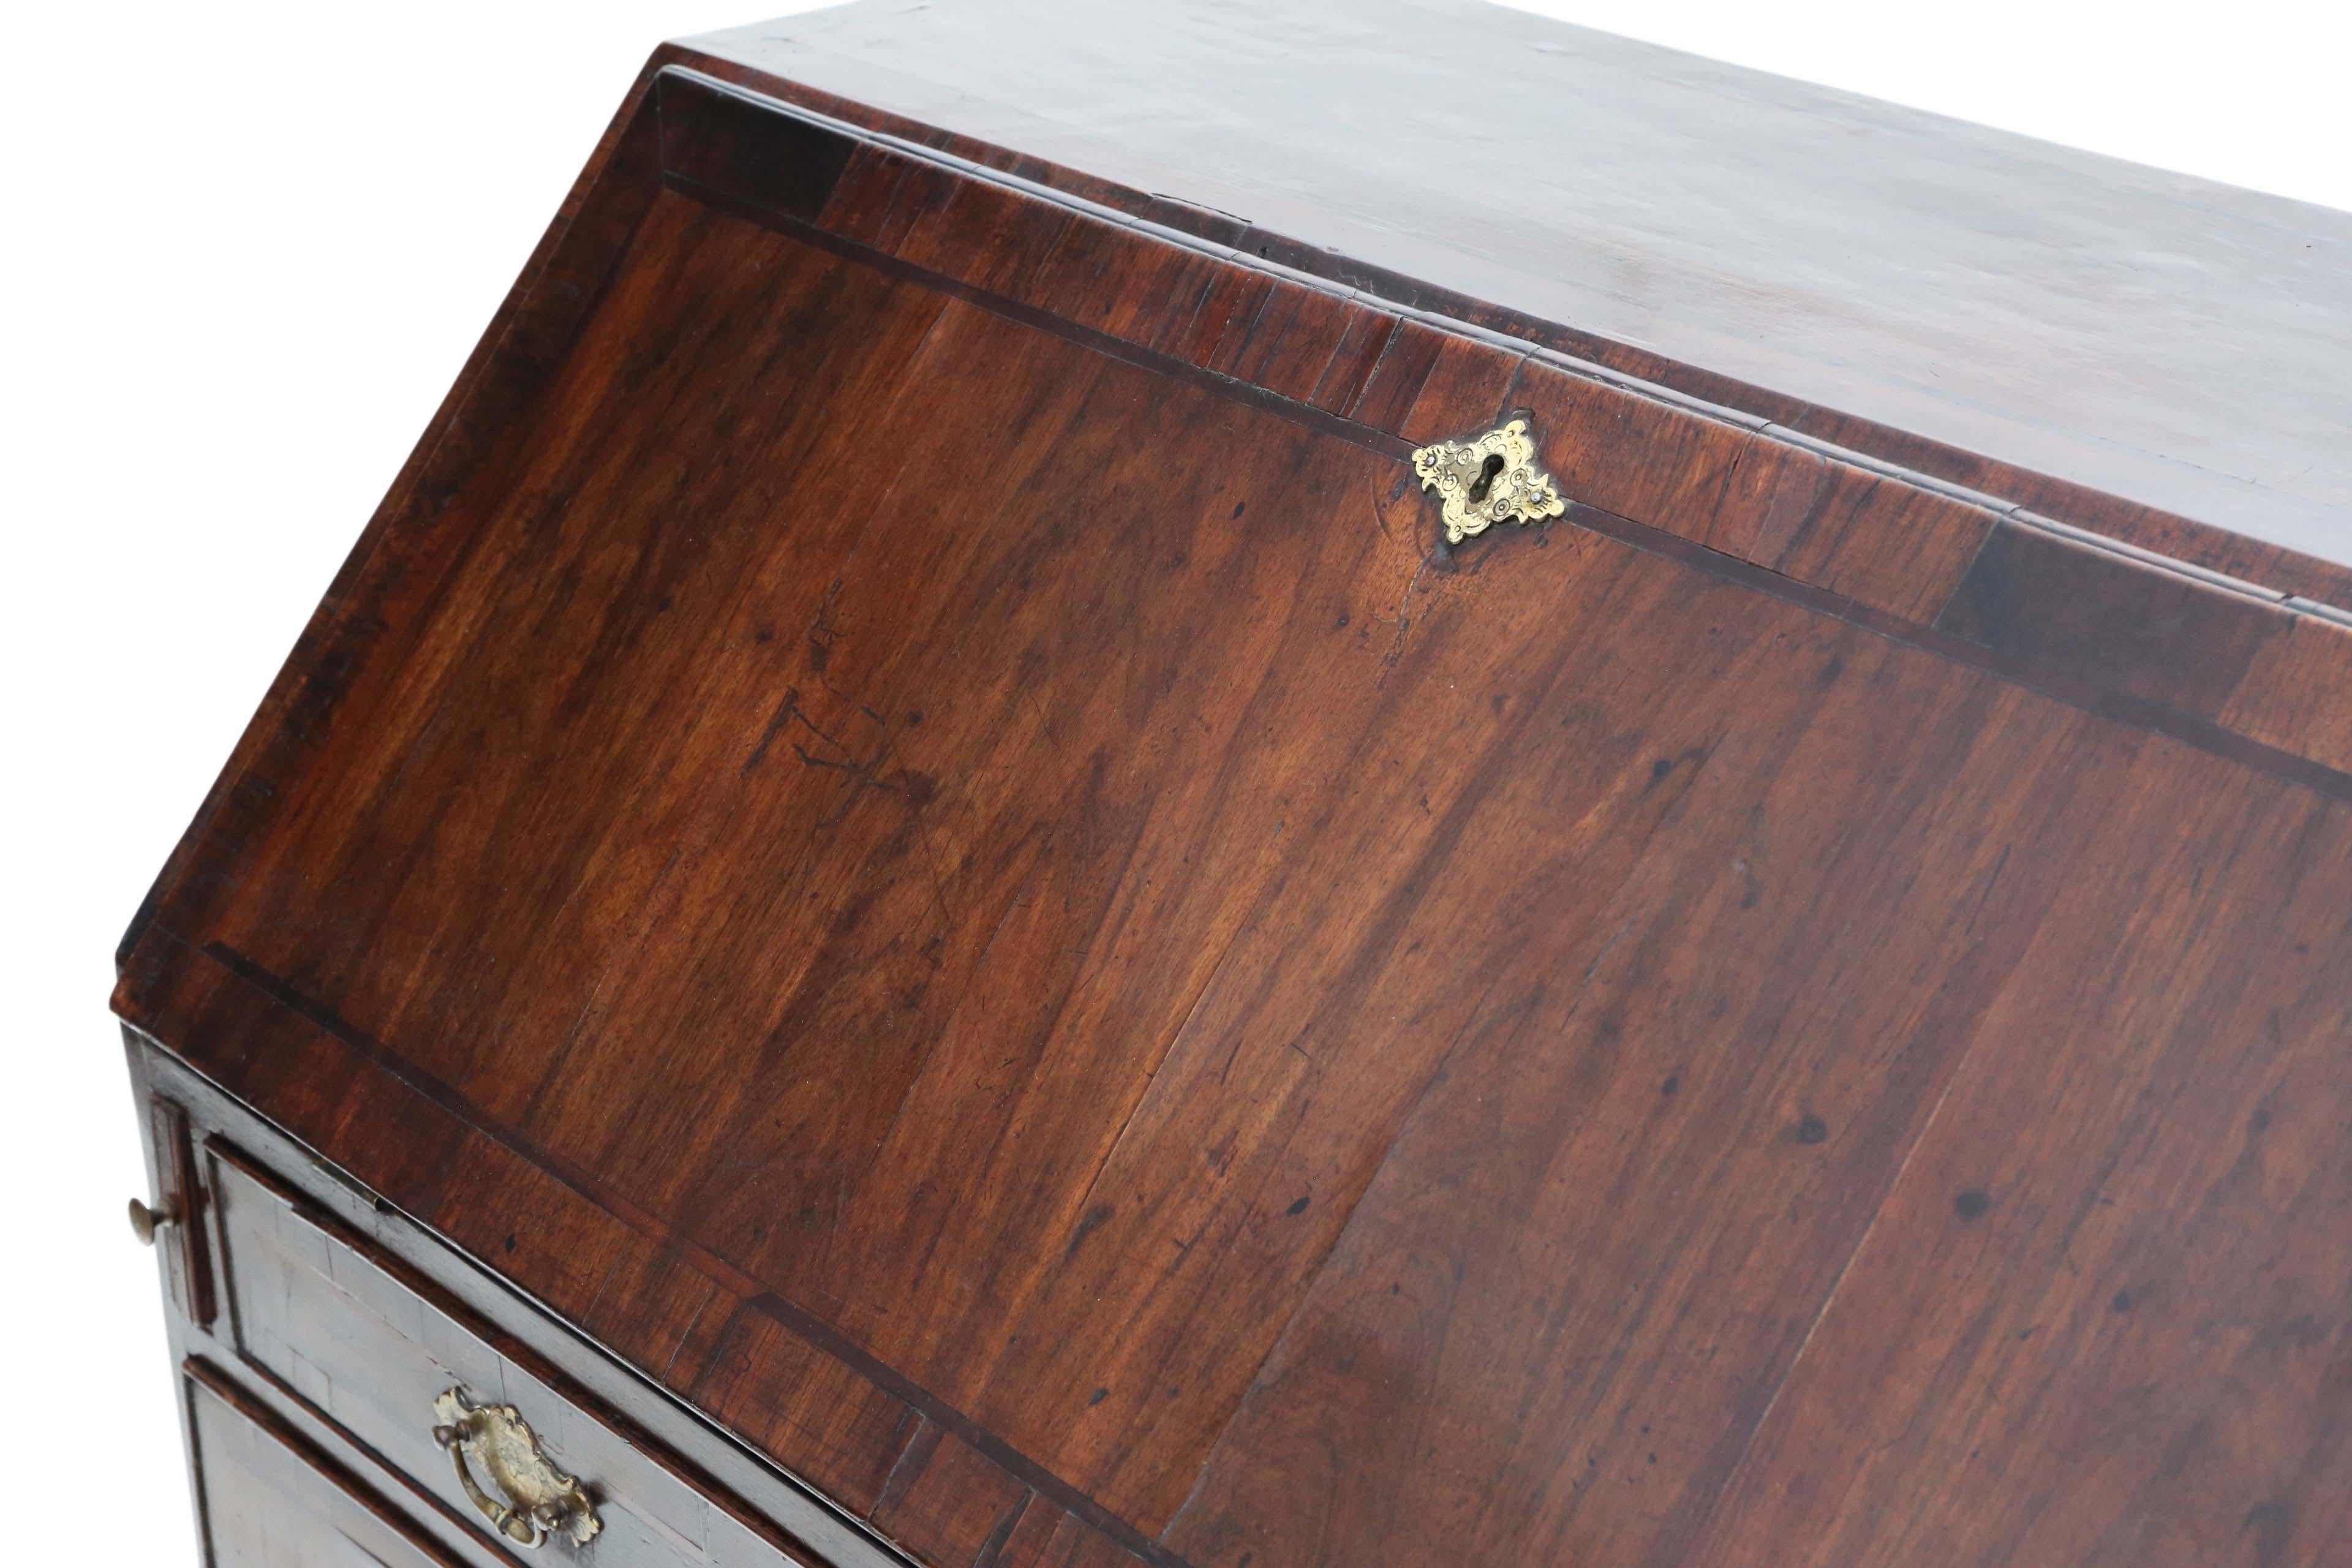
[693,0,2352,599]
[118,34,2352,1568]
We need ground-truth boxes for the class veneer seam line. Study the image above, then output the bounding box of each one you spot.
[656,62,2329,616]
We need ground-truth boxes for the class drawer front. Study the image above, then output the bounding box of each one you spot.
[189,1361,462,1568]
[210,1144,828,1568]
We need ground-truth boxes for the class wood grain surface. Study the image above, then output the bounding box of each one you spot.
[186,1363,472,1568]
[119,51,2352,1568]
[688,0,2352,605]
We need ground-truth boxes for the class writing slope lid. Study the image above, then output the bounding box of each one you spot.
[120,43,2352,1568]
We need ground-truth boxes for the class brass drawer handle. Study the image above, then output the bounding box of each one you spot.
[431,1388,602,1550]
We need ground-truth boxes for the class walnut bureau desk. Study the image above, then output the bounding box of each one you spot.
[117,2,2352,1564]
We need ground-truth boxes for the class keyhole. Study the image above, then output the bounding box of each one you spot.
[1466,452,1506,502]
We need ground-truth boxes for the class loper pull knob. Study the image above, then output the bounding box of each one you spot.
[128,1197,178,1245]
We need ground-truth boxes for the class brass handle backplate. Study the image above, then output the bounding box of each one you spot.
[1411,417,1566,543]
[432,1388,601,1550]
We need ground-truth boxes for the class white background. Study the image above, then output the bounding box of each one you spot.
[3,2,2343,1561]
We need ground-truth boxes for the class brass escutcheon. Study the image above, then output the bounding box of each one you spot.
[1411,417,1566,543]
[432,1388,601,1550]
